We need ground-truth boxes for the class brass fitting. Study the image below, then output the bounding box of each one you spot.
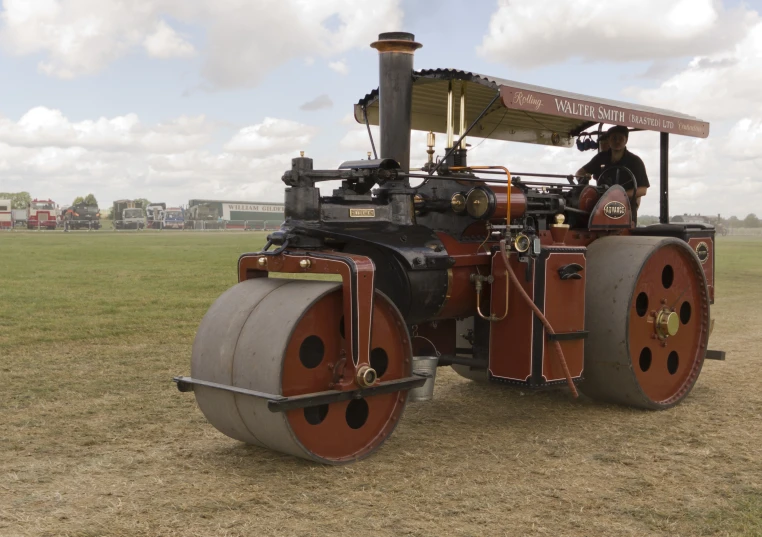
[656,309,679,338]
[257,257,267,267]
[355,365,378,387]
[552,214,569,228]
[426,131,436,165]
[451,192,466,213]
[513,233,530,253]
[299,259,311,269]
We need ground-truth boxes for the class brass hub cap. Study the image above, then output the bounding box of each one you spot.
[656,309,679,338]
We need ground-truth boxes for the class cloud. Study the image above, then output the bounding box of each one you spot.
[328,59,349,75]
[478,0,758,67]
[0,0,402,86]
[0,107,211,152]
[223,117,317,156]
[723,118,762,161]
[300,94,333,111]
[0,0,193,78]
[143,19,195,59]
[626,22,762,121]
[0,108,317,207]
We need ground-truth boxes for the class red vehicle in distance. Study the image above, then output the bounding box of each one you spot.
[27,199,58,230]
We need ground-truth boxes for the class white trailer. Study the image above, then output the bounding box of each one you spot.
[12,209,27,226]
[0,200,12,229]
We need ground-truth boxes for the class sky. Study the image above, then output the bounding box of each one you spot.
[0,0,761,218]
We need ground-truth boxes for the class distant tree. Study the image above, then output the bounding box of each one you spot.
[134,198,151,209]
[0,191,32,209]
[743,213,760,228]
[671,215,684,222]
[72,194,98,206]
[729,216,740,227]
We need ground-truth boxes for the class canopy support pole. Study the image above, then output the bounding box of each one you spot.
[430,92,500,176]
[659,132,669,224]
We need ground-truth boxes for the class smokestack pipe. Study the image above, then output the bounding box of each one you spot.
[371,32,422,174]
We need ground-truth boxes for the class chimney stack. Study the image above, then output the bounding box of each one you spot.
[371,32,422,174]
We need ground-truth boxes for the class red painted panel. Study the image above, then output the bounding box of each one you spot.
[541,251,586,382]
[488,252,534,382]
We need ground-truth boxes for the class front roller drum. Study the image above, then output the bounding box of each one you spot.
[582,236,710,409]
[191,278,412,464]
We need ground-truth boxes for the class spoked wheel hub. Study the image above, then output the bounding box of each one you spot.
[582,236,710,409]
[191,278,412,463]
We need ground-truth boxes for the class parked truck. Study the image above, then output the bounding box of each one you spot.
[185,199,284,229]
[63,202,101,230]
[112,200,145,230]
[160,207,185,229]
[146,203,166,229]
[27,199,58,230]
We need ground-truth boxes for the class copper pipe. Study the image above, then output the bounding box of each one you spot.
[499,239,579,398]
[454,165,513,321]
[473,273,509,322]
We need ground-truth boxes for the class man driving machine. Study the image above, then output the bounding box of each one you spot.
[576,125,649,219]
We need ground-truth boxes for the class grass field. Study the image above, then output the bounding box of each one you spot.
[1,232,761,537]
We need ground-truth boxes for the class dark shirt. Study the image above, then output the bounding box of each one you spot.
[582,148,650,191]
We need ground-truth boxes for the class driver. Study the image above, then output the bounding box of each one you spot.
[576,125,649,216]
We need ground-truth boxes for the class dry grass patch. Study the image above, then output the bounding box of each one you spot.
[1,234,761,536]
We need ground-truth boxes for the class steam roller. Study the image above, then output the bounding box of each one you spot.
[175,31,723,463]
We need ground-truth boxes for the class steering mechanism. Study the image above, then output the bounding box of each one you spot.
[596,165,639,208]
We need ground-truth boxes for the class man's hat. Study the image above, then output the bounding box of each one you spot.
[607,125,629,138]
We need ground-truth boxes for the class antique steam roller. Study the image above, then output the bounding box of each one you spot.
[175,31,722,463]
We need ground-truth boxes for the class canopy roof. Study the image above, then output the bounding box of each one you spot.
[355,69,709,148]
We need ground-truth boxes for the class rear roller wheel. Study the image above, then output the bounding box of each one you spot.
[582,236,710,409]
[191,278,412,464]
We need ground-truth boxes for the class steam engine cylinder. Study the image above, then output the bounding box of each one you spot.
[465,185,527,222]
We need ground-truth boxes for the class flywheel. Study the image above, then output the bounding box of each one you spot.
[582,236,710,409]
[191,278,412,464]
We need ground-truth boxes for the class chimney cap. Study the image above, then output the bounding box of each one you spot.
[377,32,416,41]
[371,32,422,53]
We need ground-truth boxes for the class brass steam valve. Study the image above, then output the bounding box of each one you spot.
[426,131,436,165]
